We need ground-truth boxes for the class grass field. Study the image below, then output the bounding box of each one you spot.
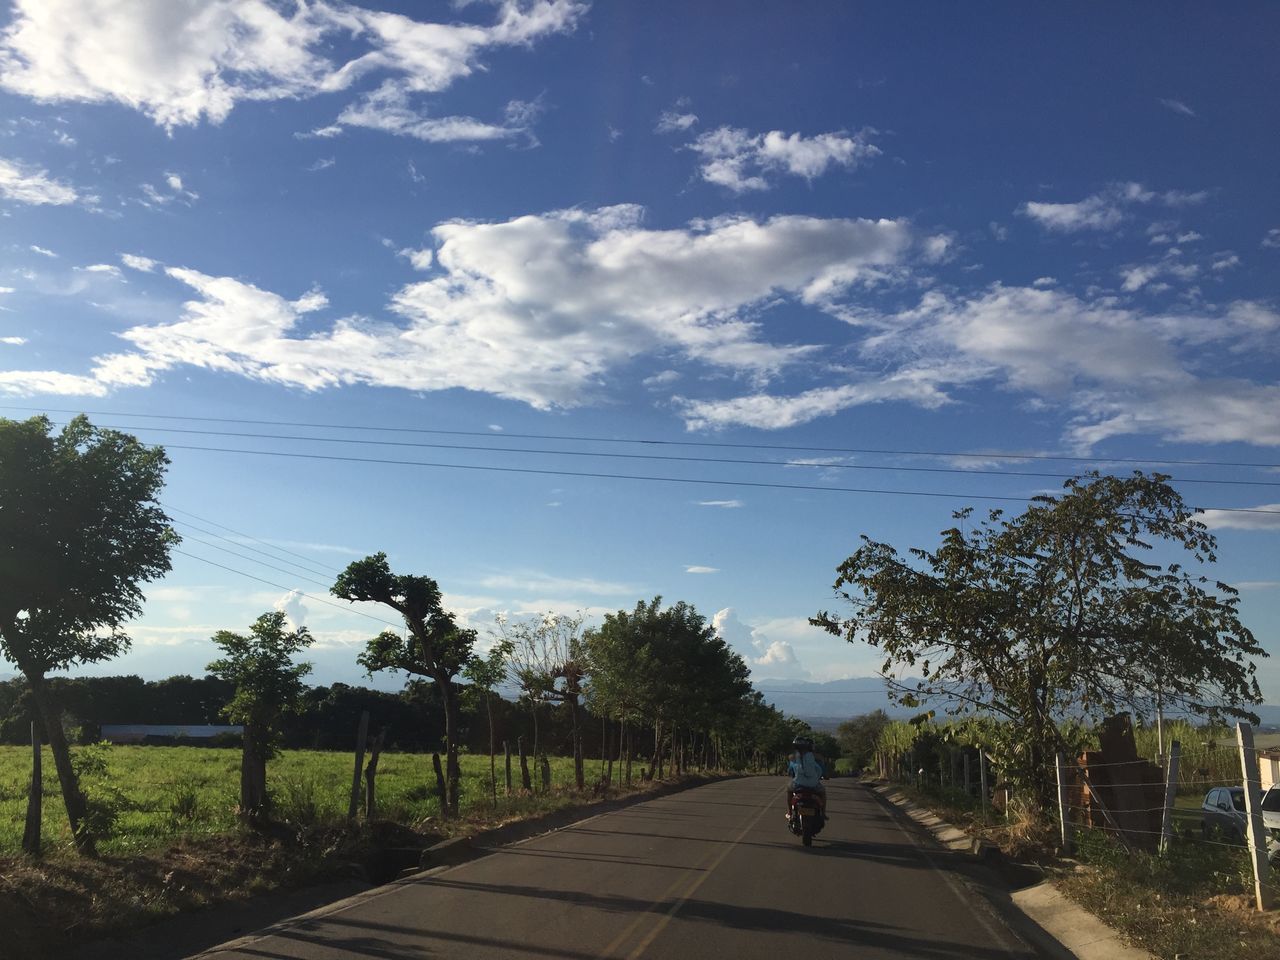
[0,743,584,855]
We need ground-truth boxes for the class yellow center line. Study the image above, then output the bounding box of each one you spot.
[595,781,786,960]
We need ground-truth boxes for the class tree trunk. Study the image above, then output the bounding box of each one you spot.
[27,672,94,855]
[486,695,497,807]
[240,721,270,824]
[623,719,632,786]
[364,728,385,819]
[431,752,448,821]
[438,677,461,817]
[653,719,665,780]
[571,696,584,790]
[22,720,41,857]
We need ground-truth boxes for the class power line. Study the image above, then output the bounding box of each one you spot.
[155,442,1280,514]
[171,548,400,634]
[72,422,1280,490]
[165,504,343,578]
[173,530,337,593]
[8,403,1279,469]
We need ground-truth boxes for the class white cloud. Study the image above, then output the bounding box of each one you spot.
[1198,505,1280,531]
[29,244,56,257]
[475,571,637,597]
[1031,276,1057,288]
[697,499,743,508]
[682,285,1280,447]
[79,263,122,277]
[305,157,335,172]
[642,369,680,387]
[0,156,78,205]
[333,88,543,144]
[0,336,26,345]
[1019,181,1206,233]
[397,247,434,270]
[655,110,697,133]
[712,607,810,680]
[1158,98,1196,117]
[0,0,586,130]
[275,589,309,630]
[1263,229,1280,250]
[1211,252,1240,271]
[1,205,912,406]
[684,565,719,574]
[120,253,158,272]
[690,125,879,193]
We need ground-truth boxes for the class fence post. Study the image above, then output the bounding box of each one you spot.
[503,740,513,795]
[1055,752,1074,856]
[364,727,386,820]
[1159,740,1181,855]
[963,750,972,796]
[347,710,369,821]
[22,721,42,856]
[1236,722,1275,911]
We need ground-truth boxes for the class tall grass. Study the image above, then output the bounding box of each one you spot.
[0,744,583,856]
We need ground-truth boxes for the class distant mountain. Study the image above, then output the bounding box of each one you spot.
[753,678,1280,733]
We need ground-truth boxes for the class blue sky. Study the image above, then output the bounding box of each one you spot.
[1,1,1278,702]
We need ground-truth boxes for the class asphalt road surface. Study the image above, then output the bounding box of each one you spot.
[196,777,1044,960]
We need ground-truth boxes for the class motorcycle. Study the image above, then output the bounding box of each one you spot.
[786,786,826,846]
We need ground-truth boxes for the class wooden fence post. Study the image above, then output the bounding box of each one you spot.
[518,736,532,792]
[22,721,41,856]
[1236,722,1275,911]
[1159,740,1181,855]
[979,750,989,821]
[347,710,369,821]
[1055,752,1074,856]
[503,740,512,796]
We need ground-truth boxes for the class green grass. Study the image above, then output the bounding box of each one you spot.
[0,743,584,856]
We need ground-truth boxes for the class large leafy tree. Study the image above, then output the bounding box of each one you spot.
[0,415,176,854]
[590,597,751,778]
[812,472,1264,809]
[207,611,313,822]
[332,554,475,816]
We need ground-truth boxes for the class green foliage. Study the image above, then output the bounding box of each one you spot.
[836,709,889,767]
[0,415,176,675]
[206,612,313,745]
[815,472,1264,806]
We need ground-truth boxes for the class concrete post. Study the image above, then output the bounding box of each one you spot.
[1159,740,1181,855]
[1236,722,1275,911]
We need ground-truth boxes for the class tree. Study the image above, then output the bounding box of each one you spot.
[333,554,475,817]
[812,472,1264,809]
[462,638,513,805]
[0,415,175,854]
[837,710,890,770]
[503,613,590,789]
[207,611,313,822]
[590,597,751,779]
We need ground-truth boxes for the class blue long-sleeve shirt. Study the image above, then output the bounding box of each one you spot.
[788,750,825,788]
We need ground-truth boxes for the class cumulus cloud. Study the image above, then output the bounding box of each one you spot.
[0,156,78,205]
[690,126,879,193]
[712,607,810,679]
[0,205,914,406]
[275,589,309,630]
[1198,505,1280,531]
[1019,181,1207,233]
[1263,229,1280,250]
[0,336,26,345]
[0,0,586,131]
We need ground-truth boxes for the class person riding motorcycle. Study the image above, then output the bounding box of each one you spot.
[787,735,827,817]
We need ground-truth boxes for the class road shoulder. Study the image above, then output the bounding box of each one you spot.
[867,781,1153,960]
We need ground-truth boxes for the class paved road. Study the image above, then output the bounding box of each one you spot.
[197,777,1043,960]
